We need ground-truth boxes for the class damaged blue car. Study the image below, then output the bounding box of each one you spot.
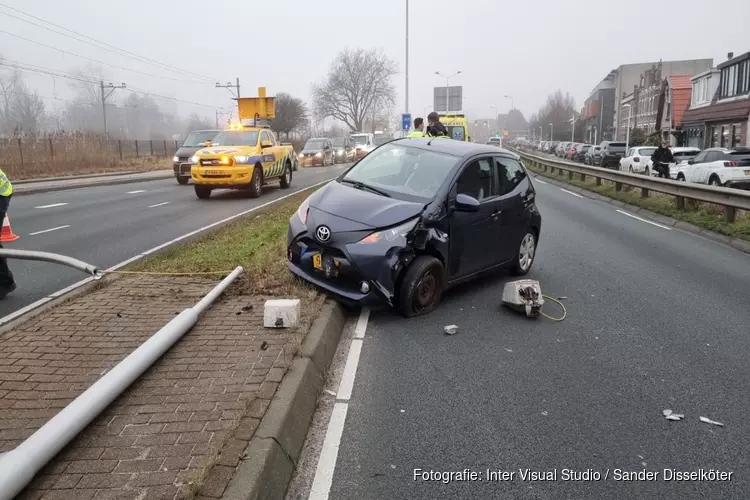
[286,138,542,317]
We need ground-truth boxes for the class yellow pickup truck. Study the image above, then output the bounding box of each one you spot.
[190,88,297,199]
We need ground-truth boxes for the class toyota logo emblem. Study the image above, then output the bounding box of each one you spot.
[316,225,331,243]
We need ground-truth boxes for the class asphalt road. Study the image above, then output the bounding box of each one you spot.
[0,165,349,320]
[288,175,750,500]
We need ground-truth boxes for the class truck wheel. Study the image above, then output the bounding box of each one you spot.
[249,165,262,198]
[176,176,189,185]
[397,256,445,317]
[194,186,211,199]
[280,162,292,189]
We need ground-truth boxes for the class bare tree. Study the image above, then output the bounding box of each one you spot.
[10,90,46,133]
[184,112,214,135]
[312,48,397,132]
[270,93,307,140]
[0,58,24,133]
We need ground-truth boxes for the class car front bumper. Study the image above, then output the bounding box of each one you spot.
[300,156,325,167]
[191,166,254,186]
[173,162,192,177]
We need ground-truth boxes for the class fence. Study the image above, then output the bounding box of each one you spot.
[512,147,750,223]
[0,135,181,180]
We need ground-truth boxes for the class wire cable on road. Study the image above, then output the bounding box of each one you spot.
[540,295,567,322]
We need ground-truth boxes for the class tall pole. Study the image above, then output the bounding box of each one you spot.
[550,123,554,141]
[216,79,241,98]
[405,0,409,115]
[599,98,604,142]
[100,81,126,137]
[571,114,575,143]
[236,77,240,98]
[435,71,461,113]
[625,104,632,152]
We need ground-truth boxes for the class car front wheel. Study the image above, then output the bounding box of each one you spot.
[511,230,537,276]
[397,256,445,317]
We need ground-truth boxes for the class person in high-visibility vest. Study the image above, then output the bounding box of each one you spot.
[0,168,15,298]
[406,117,425,137]
[425,111,449,138]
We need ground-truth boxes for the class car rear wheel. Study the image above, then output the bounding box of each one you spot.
[511,230,537,276]
[194,186,211,199]
[397,256,445,317]
[249,165,262,198]
[177,176,189,185]
[280,162,292,189]
[709,176,721,187]
[677,174,685,182]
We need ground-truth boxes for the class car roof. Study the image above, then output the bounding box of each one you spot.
[392,137,518,159]
[307,137,329,141]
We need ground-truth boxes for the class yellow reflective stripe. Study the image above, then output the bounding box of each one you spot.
[0,171,12,196]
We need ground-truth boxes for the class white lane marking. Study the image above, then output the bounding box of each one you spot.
[127,190,146,194]
[29,225,70,236]
[0,177,335,328]
[34,203,68,209]
[148,202,169,208]
[533,178,547,185]
[337,338,363,401]
[560,188,584,199]
[616,209,672,230]
[308,402,349,500]
[353,307,369,339]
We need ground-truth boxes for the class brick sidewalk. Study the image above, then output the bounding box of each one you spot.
[0,276,320,500]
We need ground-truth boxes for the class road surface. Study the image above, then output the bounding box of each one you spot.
[0,165,349,320]
[288,174,750,500]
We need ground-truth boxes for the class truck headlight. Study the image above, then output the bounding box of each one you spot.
[191,155,200,164]
[172,156,179,162]
[358,218,418,245]
[234,156,250,164]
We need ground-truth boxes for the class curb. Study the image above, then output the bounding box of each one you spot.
[530,168,750,257]
[222,300,347,500]
[13,172,175,196]
[13,171,139,185]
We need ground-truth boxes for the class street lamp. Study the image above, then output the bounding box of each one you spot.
[490,105,498,135]
[435,71,461,112]
[538,126,543,140]
[504,95,514,110]
[549,123,554,141]
[570,114,576,143]
[623,103,633,152]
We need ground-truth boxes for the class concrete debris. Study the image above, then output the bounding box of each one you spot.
[444,325,458,335]
[663,409,685,421]
[699,416,724,427]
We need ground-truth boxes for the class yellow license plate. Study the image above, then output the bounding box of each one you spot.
[204,170,224,175]
[312,253,322,269]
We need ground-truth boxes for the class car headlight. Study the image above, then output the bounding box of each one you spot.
[234,156,250,164]
[315,152,322,158]
[296,197,311,225]
[299,153,304,158]
[173,156,180,162]
[191,155,200,164]
[358,218,419,245]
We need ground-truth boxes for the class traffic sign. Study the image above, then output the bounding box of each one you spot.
[402,113,412,131]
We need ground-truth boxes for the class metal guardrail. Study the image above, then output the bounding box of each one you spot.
[511,148,750,222]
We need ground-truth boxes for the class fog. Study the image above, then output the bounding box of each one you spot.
[1,0,748,137]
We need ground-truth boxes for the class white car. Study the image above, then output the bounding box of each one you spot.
[648,147,702,178]
[619,146,657,174]
[673,147,750,188]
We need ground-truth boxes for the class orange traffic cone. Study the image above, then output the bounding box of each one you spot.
[0,214,19,243]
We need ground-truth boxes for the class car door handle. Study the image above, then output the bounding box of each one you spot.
[491,210,502,220]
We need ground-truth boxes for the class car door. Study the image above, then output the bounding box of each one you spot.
[493,155,534,263]
[684,150,708,182]
[695,151,720,183]
[260,131,280,178]
[448,157,501,279]
[621,148,633,171]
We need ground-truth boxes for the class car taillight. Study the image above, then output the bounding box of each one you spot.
[724,161,739,167]
[633,157,640,162]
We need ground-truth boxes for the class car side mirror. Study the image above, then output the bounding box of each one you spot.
[455,193,480,212]
[687,159,694,164]
[261,140,273,148]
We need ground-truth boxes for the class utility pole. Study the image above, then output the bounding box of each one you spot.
[100,81,126,137]
[216,78,241,98]
[405,0,409,116]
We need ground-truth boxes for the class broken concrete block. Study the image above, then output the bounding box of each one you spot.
[263,299,300,328]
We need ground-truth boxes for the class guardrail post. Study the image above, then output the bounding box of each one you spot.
[596,177,602,186]
[135,141,139,158]
[17,139,23,168]
[568,171,574,180]
[675,196,685,210]
[615,182,622,191]
[724,206,736,223]
[49,138,54,159]
[580,173,586,181]
[118,140,123,160]
[641,188,649,198]
[149,140,154,156]
[558,168,563,176]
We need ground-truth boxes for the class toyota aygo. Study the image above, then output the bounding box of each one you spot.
[287,138,542,317]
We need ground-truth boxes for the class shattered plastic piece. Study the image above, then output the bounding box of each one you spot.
[666,414,684,421]
[390,465,396,469]
[541,411,548,416]
[504,348,513,353]
[699,416,724,426]
[444,325,458,335]
[325,390,336,397]
[557,296,568,300]
[663,409,673,416]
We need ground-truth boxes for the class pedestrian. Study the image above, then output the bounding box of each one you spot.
[425,111,449,138]
[0,168,15,299]
[651,142,674,179]
[407,117,425,137]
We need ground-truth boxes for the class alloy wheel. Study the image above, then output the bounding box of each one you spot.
[518,233,536,272]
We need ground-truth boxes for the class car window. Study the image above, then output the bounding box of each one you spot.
[210,130,259,147]
[456,158,494,201]
[691,151,707,163]
[639,147,656,157]
[495,157,527,195]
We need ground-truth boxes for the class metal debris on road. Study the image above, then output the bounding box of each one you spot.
[699,416,724,427]
[444,325,458,335]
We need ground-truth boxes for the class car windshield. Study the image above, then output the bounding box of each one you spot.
[305,140,327,150]
[673,152,699,160]
[332,138,347,147]
[638,147,656,156]
[183,131,218,147]
[351,135,369,145]
[209,130,258,147]
[488,138,501,143]
[341,142,457,202]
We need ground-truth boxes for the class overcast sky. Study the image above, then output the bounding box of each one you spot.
[1,0,748,125]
